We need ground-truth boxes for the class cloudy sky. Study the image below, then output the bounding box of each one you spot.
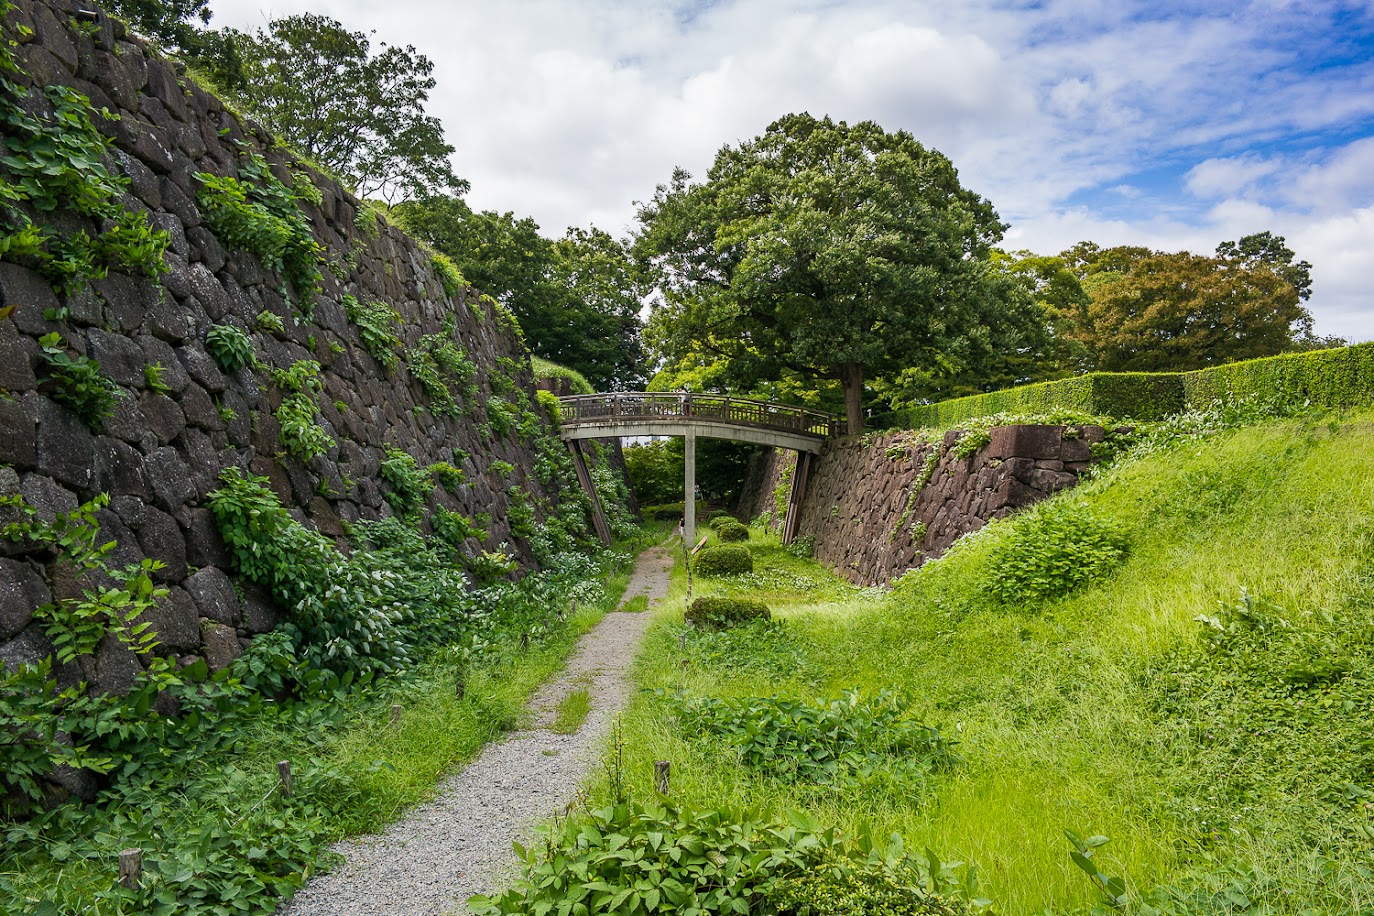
[210,0,1374,341]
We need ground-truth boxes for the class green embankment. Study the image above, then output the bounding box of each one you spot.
[604,410,1374,914]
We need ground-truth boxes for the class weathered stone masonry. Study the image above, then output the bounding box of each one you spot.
[0,0,587,690]
[739,424,1108,586]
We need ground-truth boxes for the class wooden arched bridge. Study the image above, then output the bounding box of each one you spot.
[557,392,839,548]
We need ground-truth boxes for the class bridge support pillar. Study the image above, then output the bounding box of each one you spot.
[782,451,814,546]
[684,431,696,551]
[566,441,613,546]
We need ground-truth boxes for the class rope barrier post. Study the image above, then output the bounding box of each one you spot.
[118,848,142,890]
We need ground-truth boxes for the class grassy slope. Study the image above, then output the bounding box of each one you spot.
[612,412,1374,914]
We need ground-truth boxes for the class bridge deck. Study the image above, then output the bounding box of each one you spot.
[557,393,838,453]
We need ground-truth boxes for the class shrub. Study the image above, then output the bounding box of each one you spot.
[986,503,1128,605]
[1182,341,1374,414]
[694,545,753,577]
[530,356,594,395]
[379,448,429,521]
[342,295,401,372]
[706,509,734,524]
[204,324,256,373]
[715,520,750,542]
[686,596,769,631]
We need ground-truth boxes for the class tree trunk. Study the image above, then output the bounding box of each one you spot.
[842,362,864,435]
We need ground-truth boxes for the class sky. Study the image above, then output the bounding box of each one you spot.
[209,0,1374,342]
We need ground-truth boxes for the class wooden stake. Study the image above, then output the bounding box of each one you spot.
[118,848,142,890]
[654,761,671,795]
[456,678,465,700]
[678,633,686,651]
[391,704,402,727]
[277,760,293,797]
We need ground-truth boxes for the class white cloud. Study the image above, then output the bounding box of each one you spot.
[1185,155,1283,199]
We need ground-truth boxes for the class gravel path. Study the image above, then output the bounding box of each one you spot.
[278,546,676,916]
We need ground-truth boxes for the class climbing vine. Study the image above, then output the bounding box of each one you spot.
[0,5,169,293]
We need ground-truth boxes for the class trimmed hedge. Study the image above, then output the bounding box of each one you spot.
[894,343,1374,429]
[715,521,750,542]
[685,596,771,629]
[694,545,753,577]
[706,509,734,524]
[1182,343,1374,412]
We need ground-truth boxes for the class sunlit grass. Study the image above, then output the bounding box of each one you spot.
[604,412,1374,914]
[551,688,593,734]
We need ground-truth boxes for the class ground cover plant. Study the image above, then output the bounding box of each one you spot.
[0,482,640,915]
[577,405,1374,914]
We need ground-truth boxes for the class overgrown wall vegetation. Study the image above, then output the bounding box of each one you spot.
[0,0,606,692]
[893,342,1374,429]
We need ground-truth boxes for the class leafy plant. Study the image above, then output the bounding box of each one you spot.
[256,308,285,333]
[432,506,485,552]
[379,447,429,521]
[685,596,770,630]
[428,461,464,494]
[673,689,960,787]
[204,323,256,372]
[37,332,122,428]
[272,360,333,462]
[143,361,173,394]
[406,332,477,417]
[986,502,1128,604]
[342,294,401,372]
[1064,830,1127,907]
[195,151,323,314]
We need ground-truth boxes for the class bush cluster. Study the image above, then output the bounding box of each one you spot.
[714,520,750,542]
[694,545,753,577]
[986,502,1128,604]
[685,596,770,630]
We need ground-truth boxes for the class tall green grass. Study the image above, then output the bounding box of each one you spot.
[607,412,1374,914]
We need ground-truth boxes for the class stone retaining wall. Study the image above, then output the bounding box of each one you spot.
[739,424,1107,585]
[0,0,588,690]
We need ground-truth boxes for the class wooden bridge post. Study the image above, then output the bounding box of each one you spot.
[782,451,814,545]
[566,441,613,545]
[683,430,696,551]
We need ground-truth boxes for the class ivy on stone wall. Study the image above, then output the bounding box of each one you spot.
[0,3,169,293]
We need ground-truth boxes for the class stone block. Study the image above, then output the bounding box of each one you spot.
[0,263,62,336]
[184,566,240,627]
[0,622,54,673]
[239,584,279,634]
[0,324,37,391]
[1061,437,1093,463]
[92,436,151,499]
[0,558,49,642]
[0,397,37,470]
[141,392,186,444]
[137,335,189,392]
[19,473,78,526]
[200,618,242,671]
[134,508,188,582]
[182,508,230,569]
[35,397,97,490]
[177,346,227,395]
[93,632,141,696]
[100,395,147,443]
[987,425,1066,461]
[137,586,200,654]
[146,447,195,511]
[85,329,148,388]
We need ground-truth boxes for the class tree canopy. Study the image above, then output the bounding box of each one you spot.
[221,14,463,203]
[634,113,1040,433]
[396,196,646,390]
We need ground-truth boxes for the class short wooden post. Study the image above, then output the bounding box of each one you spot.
[277,760,293,797]
[521,631,530,651]
[455,678,465,700]
[118,848,142,890]
[654,761,671,795]
[391,704,402,727]
[678,633,686,651]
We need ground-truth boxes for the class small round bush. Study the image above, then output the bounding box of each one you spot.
[685,596,770,630]
[694,545,753,577]
[715,520,750,542]
[706,509,734,524]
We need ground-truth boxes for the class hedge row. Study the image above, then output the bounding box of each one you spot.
[893,343,1374,429]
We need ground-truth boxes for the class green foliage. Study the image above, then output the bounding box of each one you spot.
[272,360,333,462]
[429,248,467,297]
[204,322,256,372]
[36,332,122,428]
[469,549,517,583]
[222,13,464,203]
[0,73,170,293]
[623,440,683,507]
[550,687,591,735]
[673,690,959,787]
[431,506,485,552]
[714,519,750,542]
[531,355,595,395]
[766,845,972,916]
[342,294,401,372]
[895,343,1374,430]
[428,461,465,494]
[473,795,970,916]
[379,448,429,521]
[407,332,477,418]
[636,112,1033,433]
[1063,830,1126,906]
[685,595,770,630]
[253,309,285,334]
[986,503,1128,605]
[143,361,173,394]
[694,545,754,577]
[195,151,323,313]
[784,535,816,559]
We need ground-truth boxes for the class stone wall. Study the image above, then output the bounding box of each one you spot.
[0,0,590,689]
[739,424,1108,586]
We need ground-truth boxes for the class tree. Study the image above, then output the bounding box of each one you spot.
[634,113,1033,434]
[395,196,647,389]
[224,14,463,202]
[1217,231,1313,301]
[1060,244,1310,371]
[98,0,245,90]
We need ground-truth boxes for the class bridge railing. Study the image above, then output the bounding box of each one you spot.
[558,393,839,438]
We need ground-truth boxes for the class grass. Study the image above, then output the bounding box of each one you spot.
[1,553,636,915]
[620,595,650,613]
[590,409,1374,914]
[552,687,593,734]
